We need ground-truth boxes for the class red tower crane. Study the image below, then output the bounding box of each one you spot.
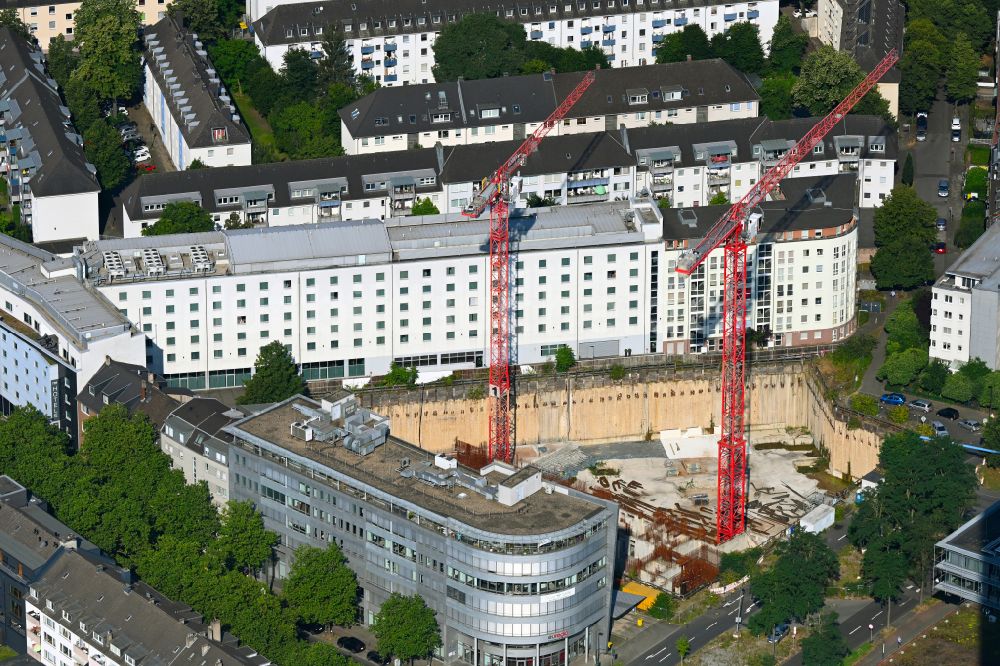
[676,50,898,543]
[463,70,598,463]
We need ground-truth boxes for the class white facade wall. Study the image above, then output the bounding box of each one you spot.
[0,325,63,421]
[929,286,975,368]
[143,63,252,170]
[29,191,100,244]
[257,2,780,86]
[96,219,856,386]
[160,434,230,508]
[817,0,844,50]
[25,600,117,666]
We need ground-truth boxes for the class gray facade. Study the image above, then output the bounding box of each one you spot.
[934,501,1000,610]
[225,395,617,666]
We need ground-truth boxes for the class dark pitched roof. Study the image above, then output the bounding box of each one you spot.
[78,358,183,427]
[252,0,750,45]
[839,0,904,83]
[32,549,270,665]
[0,27,99,198]
[120,148,441,220]
[143,16,251,149]
[661,173,861,241]
[340,60,759,138]
[162,397,241,455]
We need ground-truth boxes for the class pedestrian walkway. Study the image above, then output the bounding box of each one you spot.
[858,600,959,665]
[859,295,900,398]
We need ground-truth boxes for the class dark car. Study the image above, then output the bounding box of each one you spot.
[916,112,928,141]
[938,179,950,198]
[952,128,962,142]
[767,623,790,644]
[934,242,948,254]
[367,651,390,665]
[880,392,906,406]
[937,407,960,420]
[338,637,366,653]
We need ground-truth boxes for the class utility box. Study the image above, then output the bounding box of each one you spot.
[799,504,835,534]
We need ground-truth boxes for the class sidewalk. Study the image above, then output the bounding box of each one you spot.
[859,295,900,398]
[859,600,959,665]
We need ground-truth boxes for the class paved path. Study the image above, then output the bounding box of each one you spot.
[859,599,959,665]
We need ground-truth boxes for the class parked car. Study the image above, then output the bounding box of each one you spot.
[337,637,366,653]
[132,147,152,162]
[909,399,933,413]
[931,421,950,437]
[116,121,137,132]
[934,242,948,254]
[936,218,947,232]
[938,179,950,198]
[367,652,390,665]
[916,111,928,141]
[880,393,906,406]
[952,116,961,130]
[959,419,982,432]
[937,407,960,420]
[767,623,790,644]
[952,128,962,142]
[121,131,141,143]
[136,163,156,172]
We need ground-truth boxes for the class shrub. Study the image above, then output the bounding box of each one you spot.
[849,393,879,417]
[647,593,677,620]
[555,345,576,372]
[381,363,418,387]
[956,200,987,248]
[887,405,910,424]
[610,365,626,381]
[467,385,486,400]
[901,152,914,185]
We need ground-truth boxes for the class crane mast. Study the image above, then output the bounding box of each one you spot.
[676,50,898,543]
[463,70,597,463]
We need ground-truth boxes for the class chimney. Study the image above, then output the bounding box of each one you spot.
[209,618,221,642]
[104,355,112,366]
[185,633,197,649]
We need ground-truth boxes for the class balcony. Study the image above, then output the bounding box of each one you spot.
[748,9,760,18]
[652,19,668,28]
[602,24,616,32]
[602,38,615,46]
[530,30,543,39]
[384,57,397,67]
[384,74,397,82]
[568,172,610,187]
[567,189,610,203]
[651,176,673,192]
[674,17,688,26]
[361,59,375,70]
[384,42,397,52]
[706,152,731,168]
[318,201,342,220]
[361,44,375,55]
[707,169,730,186]
[581,40,592,48]
[724,13,737,21]
[581,25,593,34]
[650,158,674,174]
[652,34,664,43]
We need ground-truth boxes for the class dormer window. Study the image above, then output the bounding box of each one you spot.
[628,93,648,105]
[480,108,500,119]
[431,112,451,123]
[869,142,885,152]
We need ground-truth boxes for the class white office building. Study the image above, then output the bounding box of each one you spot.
[251,0,779,87]
[78,175,859,389]
[0,234,147,432]
[338,60,760,155]
[116,115,894,237]
[930,222,1000,370]
[143,17,252,170]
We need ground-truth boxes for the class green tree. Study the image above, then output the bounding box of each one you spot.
[908,0,991,49]
[238,341,306,405]
[381,362,418,387]
[983,417,1000,450]
[432,15,527,81]
[167,0,225,43]
[872,238,934,290]
[883,301,928,355]
[946,32,980,104]
[978,371,1000,408]
[284,544,358,628]
[863,538,909,601]
[0,8,29,38]
[887,405,910,424]
[919,360,950,394]
[270,102,342,159]
[64,75,103,130]
[942,371,975,403]
[767,15,808,74]
[280,48,319,104]
[208,39,266,85]
[874,187,938,249]
[709,22,765,74]
[142,200,215,235]
[555,345,576,372]
[411,198,440,215]
[71,0,142,103]
[372,593,442,664]
[83,119,130,191]
[210,501,278,574]
[655,25,712,63]
[901,153,914,186]
[527,193,557,207]
[675,636,691,663]
[792,45,890,119]
[316,31,355,90]
[758,73,796,120]
[708,191,729,205]
[46,35,79,87]
[647,593,676,620]
[849,393,879,417]
[187,158,208,170]
[899,20,947,117]
[878,348,929,387]
[800,612,849,666]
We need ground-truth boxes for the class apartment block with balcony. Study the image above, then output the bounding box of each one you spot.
[0,27,100,246]
[24,549,269,666]
[929,223,1000,370]
[143,16,252,170]
[934,500,1000,610]
[251,0,779,87]
[338,60,760,155]
[76,173,859,388]
[224,392,618,666]
[8,0,170,51]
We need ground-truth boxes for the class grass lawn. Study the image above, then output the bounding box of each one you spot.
[980,465,1000,491]
[232,92,287,161]
[843,641,873,665]
[964,167,988,197]
[829,546,869,598]
[895,606,1000,665]
[967,143,991,166]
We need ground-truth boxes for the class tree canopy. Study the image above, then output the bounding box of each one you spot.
[237,341,306,404]
[283,545,358,627]
[871,187,937,290]
[792,45,891,119]
[800,612,849,666]
[767,15,808,74]
[709,22,765,74]
[209,501,279,574]
[655,25,713,64]
[411,198,440,215]
[72,0,142,103]
[372,594,442,664]
[142,201,215,236]
[945,32,981,104]
[83,119,130,192]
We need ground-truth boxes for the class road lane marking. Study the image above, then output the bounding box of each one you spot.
[849,626,861,635]
[872,611,883,620]
[906,584,914,590]
[838,535,847,541]
[646,648,666,659]
[658,654,672,663]
[707,622,717,630]
[728,608,738,616]
[898,600,907,607]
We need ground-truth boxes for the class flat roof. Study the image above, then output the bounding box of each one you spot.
[227,397,605,535]
[939,500,1000,557]
[941,222,1000,285]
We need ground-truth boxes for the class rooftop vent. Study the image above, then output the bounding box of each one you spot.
[190,245,213,273]
[103,251,126,279]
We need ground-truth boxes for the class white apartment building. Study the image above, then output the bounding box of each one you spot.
[79,175,858,390]
[929,223,1000,370]
[143,17,252,170]
[0,28,101,245]
[10,0,170,51]
[117,115,895,237]
[339,60,760,155]
[25,549,269,666]
[0,234,147,432]
[160,397,243,508]
[251,0,779,86]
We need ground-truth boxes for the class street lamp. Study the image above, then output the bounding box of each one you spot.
[869,623,874,643]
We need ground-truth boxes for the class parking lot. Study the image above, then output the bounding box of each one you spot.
[125,103,176,174]
[877,391,993,447]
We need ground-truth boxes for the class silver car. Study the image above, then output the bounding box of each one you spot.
[909,399,932,413]
[931,420,949,437]
[958,419,982,432]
